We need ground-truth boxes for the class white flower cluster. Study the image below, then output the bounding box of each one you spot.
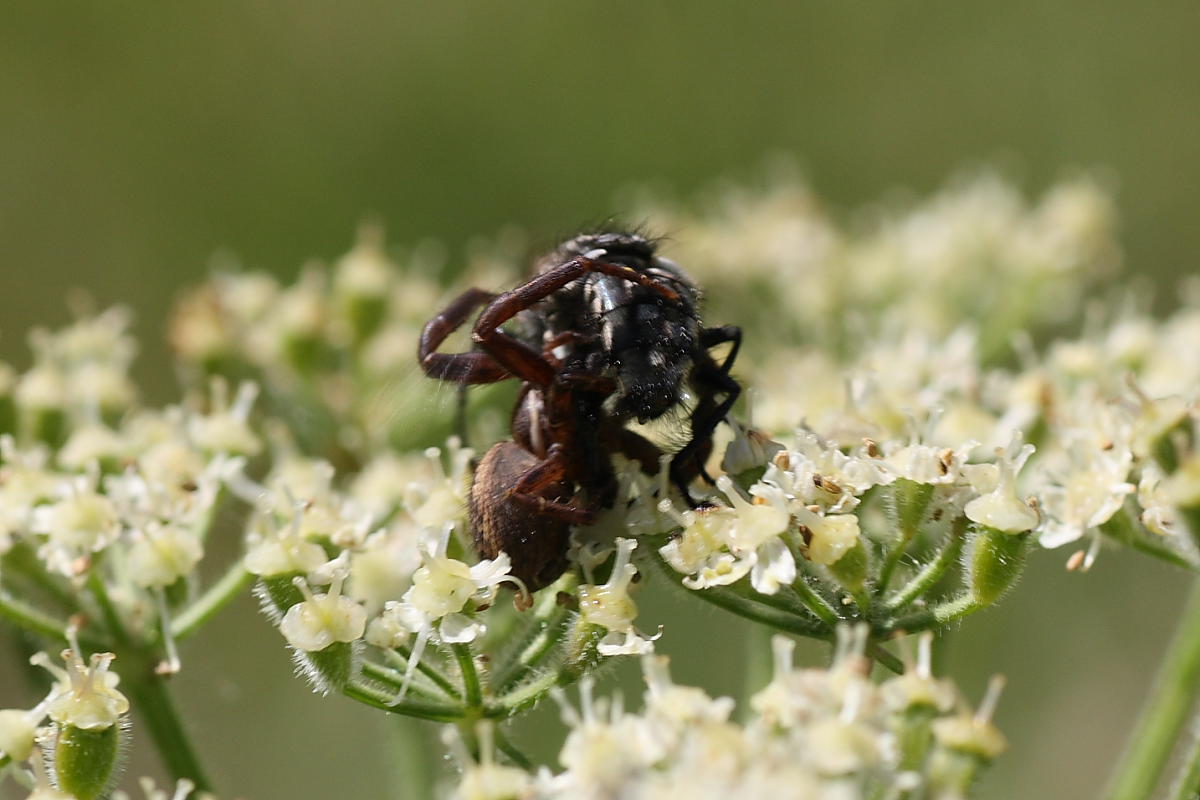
[736,303,1200,569]
[244,441,543,696]
[635,169,1117,358]
[451,630,1004,800]
[169,224,523,457]
[0,311,264,662]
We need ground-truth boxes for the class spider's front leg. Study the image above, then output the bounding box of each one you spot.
[471,256,682,387]
[418,287,511,384]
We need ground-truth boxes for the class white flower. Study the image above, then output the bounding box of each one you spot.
[931,676,1008,760]
[555,678,665,793]
[126,522,204,588]
[243,513,329,578]
[279,563,367,652]
[0,708,39,761]
[16,365,68,410]
[657,503,748,589]
[348,526,422,617]
[1038,437,1135,548]
[187,380,262,456]
[32,648,129,730]
[578,539,657,656]
[403,526,512,621]
[965,441,1038,534]
[405,441,474,531]
[33,478,121,576]
[333,222,395,298]
[794,507,861,566]
[58,423,127,469]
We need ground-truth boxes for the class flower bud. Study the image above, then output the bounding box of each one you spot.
[0,363,18,438]
[51,720,128,800]
[887,478,935,541]
[279,572,366,693]
[720,420,784,487]
[0,708,38,761]
[826,537,869,593]
[334,224,395,345]
[17,365,68,448]
[32,649,130,800]
[967,527,1029,607]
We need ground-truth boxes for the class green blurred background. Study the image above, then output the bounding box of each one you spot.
[2,2,1198,798]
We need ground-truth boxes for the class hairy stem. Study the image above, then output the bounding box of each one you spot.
[361,660,449,701]
[1105,580,1200,800]
[884,517,969,612]
[494,603,571,692]
[343,681,464,721]
[0,591,103,650]
[787,575,842,626]
[382,646,462,699]
[494,727,533,770]
[453,643,483,709]
[885,594,981,636]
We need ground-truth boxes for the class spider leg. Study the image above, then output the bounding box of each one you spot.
[604,425,664,476]
[418,287,511,384]
[701,325,742,374]
[472,257,683,387]
[670,325,743,504]
[507,443,599,525]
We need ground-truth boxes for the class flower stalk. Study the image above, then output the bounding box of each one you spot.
[1105,580,1200,800]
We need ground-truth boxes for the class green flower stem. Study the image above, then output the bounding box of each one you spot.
[382,646,462,699]
[885,594,981,636]
[782,535,843,625]
[360,660,449,701]
[865,643,904,675]
[1100,504,1199,571]
[730,582,822,624]
[786,576,841,627]
[191,485,230,545]
[1167,728,1200,800]
[453,643,483,709]
[493,727,533,770]
[2,541,76,609]
[743,624,774,715]
[171,563,253,641]
[491,621,602,716]
[0,753,11,771]
[121,668,214,793]
[883,518,969,613]
[494,603,570,691]
[86,570,212,791]
[646,549,829,638]
[876,481,935,594]
[343,681,465,721]
[490,664,571,716]
[1105,580,1200,800]
[85,571,134,649]
[0,591,103,651]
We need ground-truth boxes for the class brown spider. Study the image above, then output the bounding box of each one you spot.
[418,232,741,599]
